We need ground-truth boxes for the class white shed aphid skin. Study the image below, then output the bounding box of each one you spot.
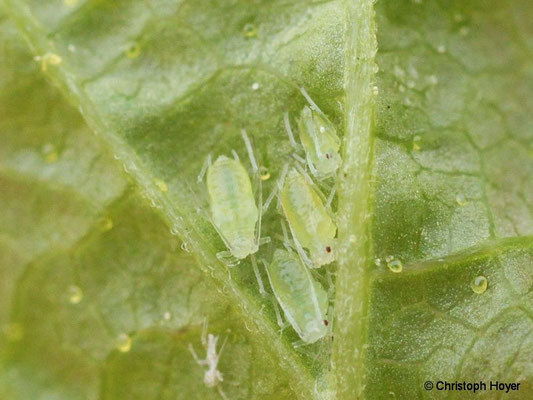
[262,248,329,344]
[283,87,342,178]
[279,167,337,267]
[198,130,269,293]
[188,322,228,400]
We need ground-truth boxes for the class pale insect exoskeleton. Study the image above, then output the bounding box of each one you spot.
[278,167,337,268]
[188,321,229,400]
[283,87,342,179]
[197,130,269,294]
[262,248,329,344]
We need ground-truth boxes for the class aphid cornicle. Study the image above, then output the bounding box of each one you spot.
[280,168,337,267]
[207,155,259,259]
[264,249,329,343]
[297,105,342,177]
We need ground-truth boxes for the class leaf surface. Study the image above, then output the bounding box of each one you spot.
[0,0,532,399]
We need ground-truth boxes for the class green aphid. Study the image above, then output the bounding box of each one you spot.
[297,105,342,177]
[207,155,259,260]
[265,249,329,343]
[280,168,337,267]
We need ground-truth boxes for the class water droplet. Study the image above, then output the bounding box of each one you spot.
[115,333,132,352]
[387,259,403,273]
[251,82,260,91]
[470,276,488,294]
[412,135,421,151]
[259,166,270,181]
[163,311,171,321]
[42,143,58,163]
[181,242,190,252]
[455,193,468,206]
[125,42,141,59]
[154,179,168,192]
[100,217,114,231]
[427,75,438,85]
[459,26,470,36]
[242,23,257,38]
[3,322,23,342]
[67,285,83,304]
[437,45,446,54]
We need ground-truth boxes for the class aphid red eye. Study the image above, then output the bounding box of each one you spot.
[324,320,329,326]
[325,246,332,253]
[325,153,331,159]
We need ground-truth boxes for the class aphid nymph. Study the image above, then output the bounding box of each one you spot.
[189,322,228,399]
[198,130,269,293]
[283,88,342,178]
[263,249,329,343]
[279,167,337,267]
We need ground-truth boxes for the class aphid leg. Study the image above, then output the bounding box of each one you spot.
[292,152,307,166]
[283,112,300,150]
[197,153,212,183]
[299,87,324,114]
[282,217,313,267]
[240,129,258,173]
[250,254,266,296]
[305,152,319,176]
[217,386,229,400]
[216,251,240,267]
[231,149,240,161]
[188,343,208,366]
[261,258,288,335]
[325,183,337,210]
[263,163,289,213]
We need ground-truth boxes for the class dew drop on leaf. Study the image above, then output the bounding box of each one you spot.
[242,23,257,38]
[67,285,83,304]
[455,193,467,206]
[115,333,132,352]
[387,259,403,273]
[470,276,488,294]
[154,178,168,192]
[125,42,141,59]
[259,166,270,180]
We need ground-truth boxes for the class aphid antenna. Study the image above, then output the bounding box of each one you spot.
[283,112,301,150]
[240,129,258,173]
[197,153,212,183]
[299,87,324,115]
[325,183,337,210]
[250,254,266,296]
[294,163,328,204]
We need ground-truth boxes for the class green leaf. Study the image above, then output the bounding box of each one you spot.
[0,14,297,400]
[1,0,532,399]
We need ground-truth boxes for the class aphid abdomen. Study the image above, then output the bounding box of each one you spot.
[281,169,336,267]
[207,156,258,259]
[298,106,342,177]
[266,249,328,343]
